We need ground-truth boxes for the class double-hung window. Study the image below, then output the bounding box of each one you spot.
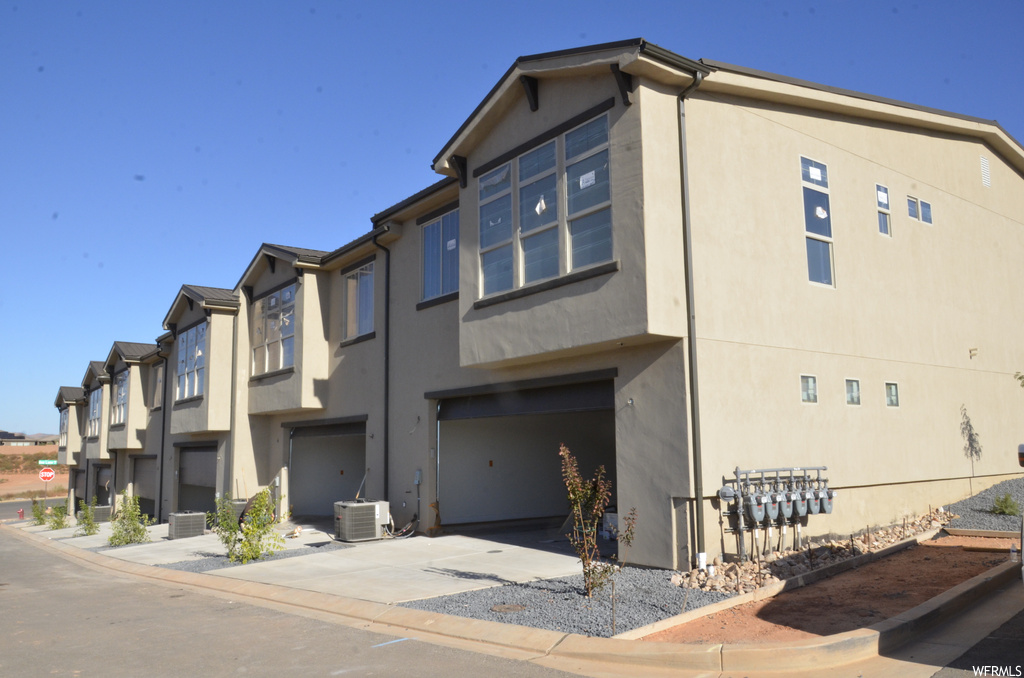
[422,210,459,300]
[59,408,69,447]
[176,322,206,400]
[111,371,129,425]
[876,185,891,236]
[87,389,101,437]
[343,262,374,340]
[478,114,612,296]
[800,157,834,286]
[252,283,296,375]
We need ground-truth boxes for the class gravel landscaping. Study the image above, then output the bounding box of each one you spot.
[946,477,1024,532]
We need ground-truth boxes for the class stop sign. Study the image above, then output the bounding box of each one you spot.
[39,467,55,482]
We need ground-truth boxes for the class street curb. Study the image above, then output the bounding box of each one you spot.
[2,521,1018,673]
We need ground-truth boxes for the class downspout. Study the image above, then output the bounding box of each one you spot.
[371,233,391,500]
[157,354,168,522]
[678,71,707,568]
[227,308,237,502]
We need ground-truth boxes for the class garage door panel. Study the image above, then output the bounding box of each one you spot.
[134,458,157,499]
[179,449,216,487]
[290,435,366,516]
[442,410,615,525]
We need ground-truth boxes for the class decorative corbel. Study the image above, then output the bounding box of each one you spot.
[611,64,633,106]
[519,75,539,112]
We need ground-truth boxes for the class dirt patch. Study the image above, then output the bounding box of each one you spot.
[643,536,1011,644]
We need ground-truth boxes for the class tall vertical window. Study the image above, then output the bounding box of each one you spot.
[343,262,374,340]
[422,210,459,300]
[801,157,834,286]
[801,375,818,403]
[111,371,129,425]
[478,113,612,297]
[876,185,891,236]
[152,362,164,409]
[846,379,861,405]
[252,283,296,375]
[176,322,206,400]
[87,389,101,437]
[59,408,69,447]
[885,382,900,407]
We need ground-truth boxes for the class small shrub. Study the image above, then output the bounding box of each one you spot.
[560,445,615,597]
[211,489,283,564]
[108,491,153,546]
[31,498,47,525]
[46,501,70,530]
[992,493,1021,516]
[75,496,100,537]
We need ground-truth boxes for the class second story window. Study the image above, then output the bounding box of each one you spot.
[422,210,459,301]
[478,114,612,297]
[176,322,206,401]
[111,371,129,425]
[801,157,834,286]
[152,362,164,409]
[87,389,101,437]
[876,185,891,236]
[59,408,68,448]
[252,284,296,375]
[343,262,374,340]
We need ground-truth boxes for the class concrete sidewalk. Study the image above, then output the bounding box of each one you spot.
[4,517,1022,677]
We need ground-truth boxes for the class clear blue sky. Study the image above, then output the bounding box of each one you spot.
[2,1,1022,435]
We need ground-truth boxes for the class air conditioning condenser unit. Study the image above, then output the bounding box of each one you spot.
[334,500,389,542]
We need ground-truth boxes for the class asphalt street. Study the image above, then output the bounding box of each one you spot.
[0,497,66,521]
[0,529,578,678]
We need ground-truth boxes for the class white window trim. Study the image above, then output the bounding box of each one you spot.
[800,374,818,404]
[907,196,933,224]
[876,184,891,237]
[885,382,900,407]
[175,322,206,401]
[845,378,861,406]
[342,262,375,341]
[477,114,612,298]
[111,370,129,426]
[87,388,101,437]
[422,209,460,301]
[59,408,69,447]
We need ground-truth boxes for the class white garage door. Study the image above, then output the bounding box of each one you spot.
[290,424,366,516]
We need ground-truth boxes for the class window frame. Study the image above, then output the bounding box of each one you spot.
[175,321,207,402]
[876,184,891,237]
[421,208,460,302]
[845,378,861,406]
[111,370,129,426]
[251,282,297,377]
[151,362,164,410]
[477,113,612,298]
[59,408,69,447]
[342,261,375,341]
[800,374,818,404]
[800,157,834,287]
[885,382,900,407]
[907,196,933,224]
[87,388,101,437]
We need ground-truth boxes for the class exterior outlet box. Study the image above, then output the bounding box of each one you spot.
[168,511,206,540]
[334,500,389,542]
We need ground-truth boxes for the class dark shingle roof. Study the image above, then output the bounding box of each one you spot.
[181,285,238,304]
[112,341,158,361]
[57,386,86,403]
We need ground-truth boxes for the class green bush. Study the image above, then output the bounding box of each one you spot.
[75,496,100,536]
[210,489,283,564]
[108,491,153,546]
[46,501,70,530]
[992,493,1021,516]
[31,498,47,525]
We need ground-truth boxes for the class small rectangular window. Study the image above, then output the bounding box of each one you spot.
[920,201,932,224]
[907,197,919,220]
[885,382,900,407]
[801,375,818,403]
[846,379,861,405]
[152,362,164,409]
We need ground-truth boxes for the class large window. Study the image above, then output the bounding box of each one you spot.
[111,370,129,425]
[800,157,834,286]
[478,114,612,296]
[87,388,101,437]
[176,322,206,400]
[252,284,296,375]
[343,262,374,340]
[59,408,68,447]
[422,210,459,300]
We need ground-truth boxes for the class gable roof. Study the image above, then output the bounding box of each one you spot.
[54,386,86,408]
[105,341,159,369]
[81,361,107,389]
[162,284,239,330]
[236,242,332,289]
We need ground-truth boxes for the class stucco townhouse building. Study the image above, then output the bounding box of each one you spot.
[55,39,1024,570]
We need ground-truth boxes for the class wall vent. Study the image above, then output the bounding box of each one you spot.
[980,156,991,187]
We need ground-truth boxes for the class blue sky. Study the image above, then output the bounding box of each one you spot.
[2,1,1022,435]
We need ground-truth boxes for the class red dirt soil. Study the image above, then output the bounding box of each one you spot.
[643,536,1013,644]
